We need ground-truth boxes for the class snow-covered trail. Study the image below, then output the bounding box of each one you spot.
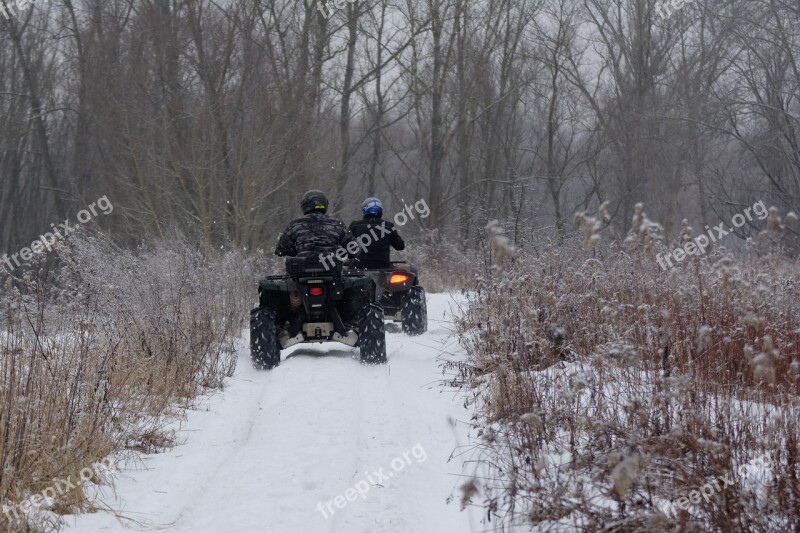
[66,294,477,533]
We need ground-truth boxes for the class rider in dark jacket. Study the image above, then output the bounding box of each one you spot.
[275,190,353,258]
[348,197,405,269]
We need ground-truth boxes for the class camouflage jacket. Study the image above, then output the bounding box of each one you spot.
[274,212,354,257]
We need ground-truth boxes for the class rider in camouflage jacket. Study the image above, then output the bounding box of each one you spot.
[274,190,354,257]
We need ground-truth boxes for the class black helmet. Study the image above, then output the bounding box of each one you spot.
[301,190,328,214]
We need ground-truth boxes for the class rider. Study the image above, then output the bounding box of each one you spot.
[275,190,354,259]
[274,189,355,342]
[348,197,405,269]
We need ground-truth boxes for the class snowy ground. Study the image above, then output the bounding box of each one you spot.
[65,294,478,533]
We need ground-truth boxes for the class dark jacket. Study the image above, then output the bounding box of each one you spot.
[275,212,354,257]
[348,216,405,269]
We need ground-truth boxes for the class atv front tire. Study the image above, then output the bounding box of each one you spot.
[401,286,428,336]
[357,304,387,364]
[250,307,281,370]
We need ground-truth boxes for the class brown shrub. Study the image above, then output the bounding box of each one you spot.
[0,232,255,531]
[455,236,800,531]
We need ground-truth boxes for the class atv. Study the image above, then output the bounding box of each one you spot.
[349,261,428,336]
[250,255,387,370]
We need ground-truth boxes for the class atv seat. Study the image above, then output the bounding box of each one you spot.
[285,255,342,277]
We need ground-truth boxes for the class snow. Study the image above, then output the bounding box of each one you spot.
[64,293,478,533]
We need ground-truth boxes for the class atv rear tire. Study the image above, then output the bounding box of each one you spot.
[250,307,281,370]
[401,286,428,336]
[357,304,387,364]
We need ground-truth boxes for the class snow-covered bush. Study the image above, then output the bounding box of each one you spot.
[0,231,255,530]
[455,230,800,531]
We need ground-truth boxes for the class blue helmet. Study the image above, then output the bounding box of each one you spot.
[362,197,383,217]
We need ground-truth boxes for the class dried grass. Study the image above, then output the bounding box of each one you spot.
[0,231,258,531]
[454,225,800,531]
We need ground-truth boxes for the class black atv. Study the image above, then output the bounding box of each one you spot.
[350,261,427,336]
[250,256,387,370]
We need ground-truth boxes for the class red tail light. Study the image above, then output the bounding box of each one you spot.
[389,273,410,285]
[308,287,324,296]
